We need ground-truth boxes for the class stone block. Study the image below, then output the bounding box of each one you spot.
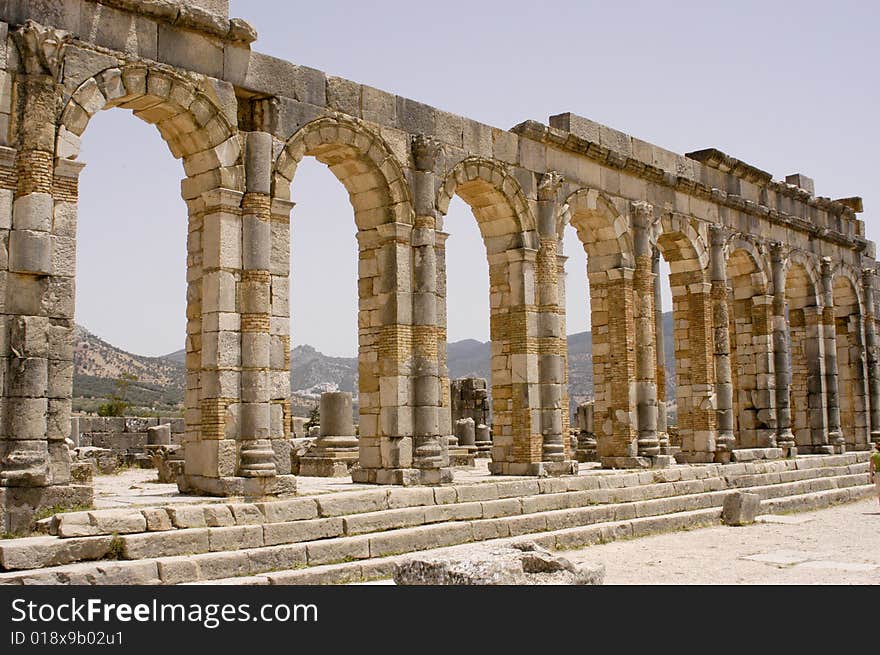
[120,528,211,559]
[721,491,761,526]
[208,525,264,551]
[305,535,371,565]
[167,505,208,529]
[157,24,223,77]
[9,229,51,274]
[142,508,173,532]
[262,517,345,546]
[315,490,388,517]
[256,498,319,523]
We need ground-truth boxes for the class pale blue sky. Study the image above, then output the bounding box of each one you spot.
[75,0,880,357]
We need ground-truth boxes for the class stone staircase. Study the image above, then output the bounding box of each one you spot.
[0,453,871,585]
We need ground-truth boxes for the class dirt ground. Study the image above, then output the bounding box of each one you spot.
[564,498,880,584]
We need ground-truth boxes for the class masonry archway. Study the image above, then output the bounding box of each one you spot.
[784,258,824,451]
[436,158,544,474]
[19,64,243,491]
[656,215,715,460]
[833,271,869,450]
[560,188,637,462]
[274,115,415,481]
[726,240,774,448]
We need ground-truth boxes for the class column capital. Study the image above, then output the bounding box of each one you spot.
[13,20,71,79]
[630,200,657,229]
[862,266,877,288]
[411,134,443,172]
[708,223,733,248]
[537,171,564,202]
[820,255,834,279]
[769,241,788,264]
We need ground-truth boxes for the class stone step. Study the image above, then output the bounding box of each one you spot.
[45,452,870,541]
[184,484,877,586]
[1,471,870,584]
[0,460,868,571]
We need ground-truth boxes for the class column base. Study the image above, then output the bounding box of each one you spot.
[602,455,673,470]
[350,466,454,486]
[177,474,297,498]
[488,460,578,477]
[0,484,93,536]
[298,451,359,478]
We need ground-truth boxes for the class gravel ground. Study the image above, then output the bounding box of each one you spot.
[563,498,880,584]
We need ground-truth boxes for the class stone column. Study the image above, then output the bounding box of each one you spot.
[410,135,449,483]
[1,22,69,490]
[862,267,880,445]
[820,257,844,452]
[652,248,669,451]
[631,201,660,458]
[435,230,453,445]
[238,131,278,480]
[770,243,797,455]
[535,172,571,467]
[710,225,735,459]
[299,392,359,477]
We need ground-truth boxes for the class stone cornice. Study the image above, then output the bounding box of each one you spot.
[686,148,772,186]
[93,0,257,44]
[511,120,864,252]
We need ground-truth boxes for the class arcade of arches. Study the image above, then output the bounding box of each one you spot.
[1,2,878,507]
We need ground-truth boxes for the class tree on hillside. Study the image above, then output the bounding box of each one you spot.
[97,372,138,417]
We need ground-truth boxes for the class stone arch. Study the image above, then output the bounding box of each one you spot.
[58,64,243,189]
[557,189,638,462]
[724,239,774,448]
[435,157,544,474]
[272,115,416,465]
[785,257,824,450]
[437,157,536,254]
[832,271,869,450]
[560,187,633,271]
[655,213,715,459]
[274,114,414,228]
[53,63,245,483]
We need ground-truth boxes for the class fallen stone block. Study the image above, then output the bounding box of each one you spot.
[722,491,761,526]
[393,541,604,585]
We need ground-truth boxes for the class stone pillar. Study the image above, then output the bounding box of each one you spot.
[179,131,295,496]
[535,172,572,468]
[862,268,880,445]
[454,417,476,451]
[592,264,640,467]
[631,201,660,458]
[770,243,797,455]
[710,225,735,460]
[299,392,359,477]
[352,135,450,485]
[820,257,844,452]
[1,24,62,490]
[652,249,669,451]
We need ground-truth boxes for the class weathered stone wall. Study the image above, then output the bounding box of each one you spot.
[0,0,876,498]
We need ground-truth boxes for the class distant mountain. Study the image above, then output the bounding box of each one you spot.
[73,325,185,412]
[74,313,677,414]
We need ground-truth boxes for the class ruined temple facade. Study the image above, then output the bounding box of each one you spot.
[0,0,877,501]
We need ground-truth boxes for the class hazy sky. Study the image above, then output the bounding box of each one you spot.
[75,0,880,357]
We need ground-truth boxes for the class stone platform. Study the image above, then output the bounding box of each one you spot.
[0,452,871,585]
